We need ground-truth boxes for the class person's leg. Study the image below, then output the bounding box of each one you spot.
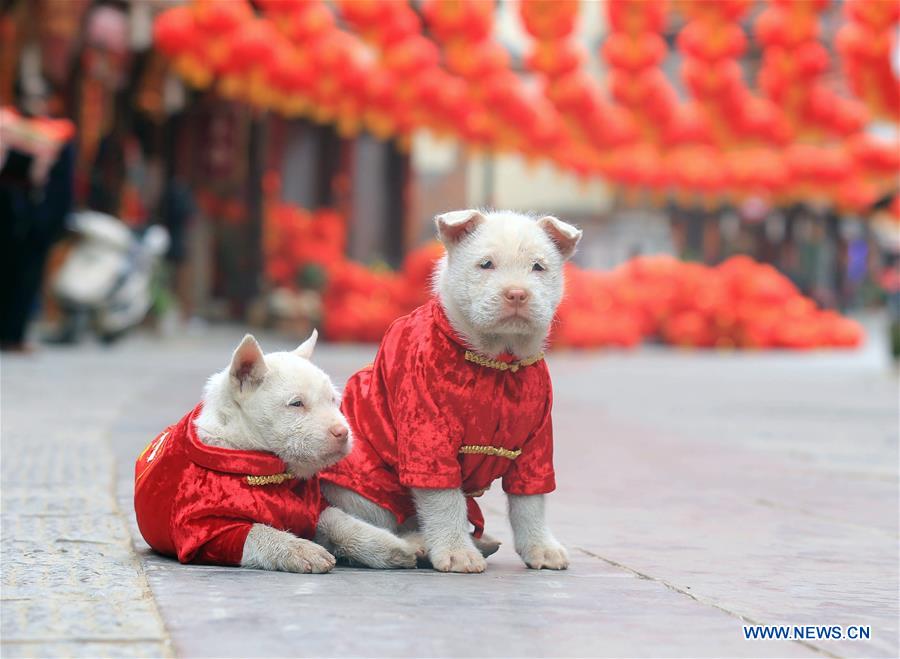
[0,213,30,347]
[1,239,52,348]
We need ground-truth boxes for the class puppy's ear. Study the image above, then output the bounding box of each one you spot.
[230,334,268,394]
[538,216,582,260]
[294,328,318,360]
[435,209,485,246]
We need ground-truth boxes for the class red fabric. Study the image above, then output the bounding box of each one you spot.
[322,298,555,537]
[134,404,325,566]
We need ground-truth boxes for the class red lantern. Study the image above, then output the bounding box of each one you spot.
[193,0,251,36]
[602,32,666,72]
[682,59,742,98]
[444,39,509,80]
[520,0,579,40]
[382,35,440,77]
[421,0,493,43]
[662,103,714,147]
[525,40,584,78]
[153,7,196,57]
[678,21,746,61]
[755,7,820,48]
[607,0,666,34]
[229,19,278,74]
[282,2,336,43]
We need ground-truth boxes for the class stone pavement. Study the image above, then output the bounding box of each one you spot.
[2,326,897,658]
[2,342,172,657]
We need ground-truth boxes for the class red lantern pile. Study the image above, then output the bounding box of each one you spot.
[554,255,864,350]
[422,0,566,158]
[599,0,682,191]
[679,0,798,157]
[264,204,347,287]
[154,3,225,88]
[321,241,448,342]
[153,0,898,216]
[836,0,900,121]
[519,1,639,176]
[604,0,676,146]
[757,0,868,140]
[520,0,583,79]
[321,260,411,343]
[335,1,447,140]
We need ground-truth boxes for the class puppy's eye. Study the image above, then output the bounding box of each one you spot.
[532,262,546,272]
[289,400,304,408]
[479,260,494,270]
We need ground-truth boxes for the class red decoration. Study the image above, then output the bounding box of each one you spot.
[134,404,326,566]
[554,255,864,350]
[837,0,900,121]
[151,0,898,211]
[322,298,556,540]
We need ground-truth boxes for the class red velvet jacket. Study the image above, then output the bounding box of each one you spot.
[134,404,325,566]
[322,298,555,537]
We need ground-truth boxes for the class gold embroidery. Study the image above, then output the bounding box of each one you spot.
[464,350,544,373]
[464,486,489,498]
[245,472,294,486]
[459,445,522,460]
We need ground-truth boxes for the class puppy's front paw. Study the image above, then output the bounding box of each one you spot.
[430,545,486,573]
[380,537,418,569]
[285,540,337,574]
[401,531,428,560]
[520,541,569,570]
[242,525,336,573]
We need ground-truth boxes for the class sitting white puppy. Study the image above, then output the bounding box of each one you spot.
[134,331,418,573]
[322,209,581,572]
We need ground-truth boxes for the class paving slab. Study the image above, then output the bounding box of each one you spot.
[1,346,172,658]
[3,326,898,658]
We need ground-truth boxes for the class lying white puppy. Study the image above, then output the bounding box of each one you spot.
[134,332,418,573]
[323,209,582,572]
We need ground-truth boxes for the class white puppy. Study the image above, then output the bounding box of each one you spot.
[323,210,581,572]
[195,332,418,572]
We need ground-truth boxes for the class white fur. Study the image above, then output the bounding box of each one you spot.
[508,494,568,570]
[321,483,501,564]
[315,507,418,569]
[195,331,350,480]
[196,332,415,573]
[242,523,336,573]
[433,209,582,359]
[327,210,581,572]
[430,210,578,570]
[412,488,486,573]
[321,481,400,531]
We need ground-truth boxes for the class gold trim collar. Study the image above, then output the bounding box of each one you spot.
[245,472,294,486]
[464,350,544,373]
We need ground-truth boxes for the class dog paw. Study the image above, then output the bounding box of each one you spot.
[382,538,418,569]
[520,541,569,570]
[430,545,486,573]
[401,532,428,560]
[285,540,336,574]
[344,529,418,569]
[471,532,502,558]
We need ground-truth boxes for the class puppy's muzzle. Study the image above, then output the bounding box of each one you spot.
[329,424,350,447]
[503,288,529,306]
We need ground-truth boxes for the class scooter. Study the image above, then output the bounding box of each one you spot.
[50,211,170,344]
